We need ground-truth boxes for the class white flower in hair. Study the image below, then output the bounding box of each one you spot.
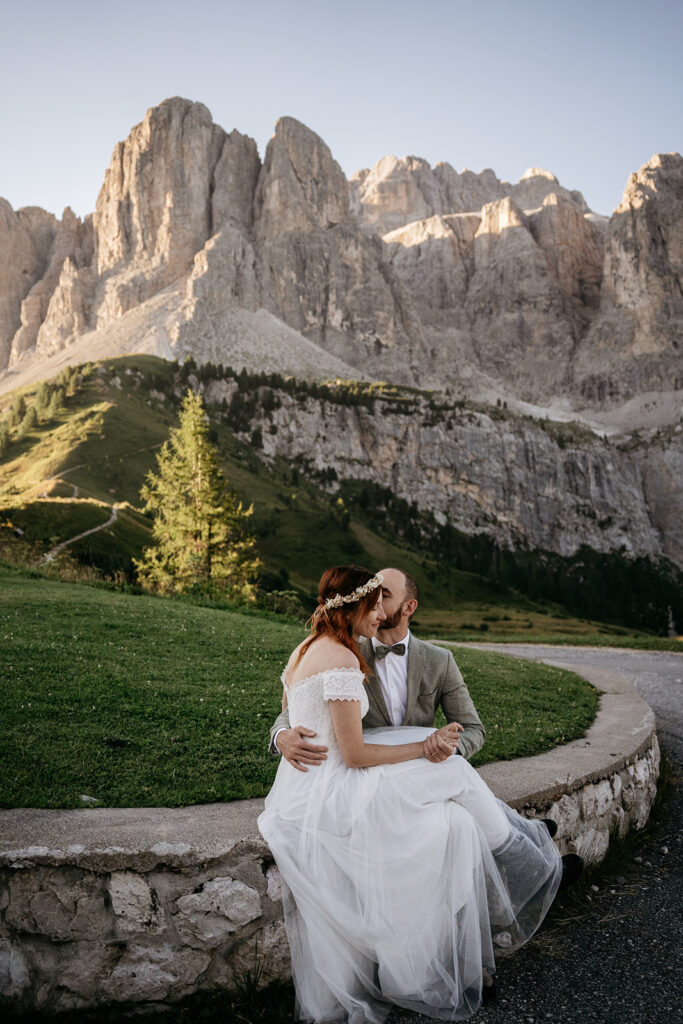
[324,573,384,610]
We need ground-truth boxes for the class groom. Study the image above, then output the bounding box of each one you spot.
[269,567,485,769]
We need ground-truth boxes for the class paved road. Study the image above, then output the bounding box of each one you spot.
[391,644,683,1024]
[456,643,683,757]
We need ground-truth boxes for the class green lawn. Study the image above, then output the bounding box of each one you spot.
[0,568,599,808]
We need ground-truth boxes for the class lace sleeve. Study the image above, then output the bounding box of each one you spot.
[322,668,366,702]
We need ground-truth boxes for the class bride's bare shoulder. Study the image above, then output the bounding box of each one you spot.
[288,638,359,684]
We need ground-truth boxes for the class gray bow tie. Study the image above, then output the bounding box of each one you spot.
[375,642,406,660]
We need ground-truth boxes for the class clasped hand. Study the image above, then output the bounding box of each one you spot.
[277,721,464,771]
[423,722,463,762]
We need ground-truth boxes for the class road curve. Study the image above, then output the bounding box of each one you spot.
[453,643,683,758]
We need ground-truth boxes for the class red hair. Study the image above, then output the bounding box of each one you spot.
[294,565,381,676]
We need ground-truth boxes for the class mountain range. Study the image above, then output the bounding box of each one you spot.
[0,97,681,589]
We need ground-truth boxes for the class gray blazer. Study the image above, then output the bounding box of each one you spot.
[269,635,485,761]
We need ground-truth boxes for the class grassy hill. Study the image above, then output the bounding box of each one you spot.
[0,354,678,646]
[0,567,599,808]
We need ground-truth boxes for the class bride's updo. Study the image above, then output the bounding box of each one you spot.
[295,565,382,675]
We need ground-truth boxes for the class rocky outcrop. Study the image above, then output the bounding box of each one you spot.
[92,98,231,326]
[192,380,675,565]
[350,157,590,237]
[0,99,680,416]
[573,153,683,404]
[249,119,424,376]
[0,202,56,368]
[13,211,94,364]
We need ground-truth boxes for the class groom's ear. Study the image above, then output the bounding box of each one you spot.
[404,598,418,619]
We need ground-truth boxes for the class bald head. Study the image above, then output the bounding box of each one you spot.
[377,567,419,637]
[379,567,418,603]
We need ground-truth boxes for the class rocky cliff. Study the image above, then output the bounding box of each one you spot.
[1,96,680,413]
[208,382,678,569]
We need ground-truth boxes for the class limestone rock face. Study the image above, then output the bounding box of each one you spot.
[12,209,94,364]
[574,153,683,404]
[0,202,55,368]
[0,204,94,369]
[92,97,227,325]
[0,99,679,435]
[512,167,589,213]
[463,198,575,395]
[254,116,350,237]
[252,119,423,376]
[384,213,480,323]
[528,193,604,314]
[224,386,673,563]
[349,155,451,234]
[351,157,590,239]
[434,164,508,214]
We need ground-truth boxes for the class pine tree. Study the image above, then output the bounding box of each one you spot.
[134,389,260,601]
[8,396,26,428]
[16,405,38,439]
[47,386,65,419]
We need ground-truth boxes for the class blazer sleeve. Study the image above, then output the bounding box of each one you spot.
[268,705,292,756]
[438,650,486,760]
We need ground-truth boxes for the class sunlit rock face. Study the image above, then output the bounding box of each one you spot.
[91,97,259,328]
[0,97,680,417]
[350,157,590,237]
[573,153,683,404]
[252,119,423,377]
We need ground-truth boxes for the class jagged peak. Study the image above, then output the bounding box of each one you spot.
[519,167,558,183]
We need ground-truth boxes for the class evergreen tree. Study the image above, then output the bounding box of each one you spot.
[134,389,260,601]
[47,386,65,419]
[16,405,38,439]
[0,422,9,456]
[8,396,26,428]
[35,381,52,415]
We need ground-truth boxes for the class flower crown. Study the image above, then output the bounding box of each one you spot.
[323,572,384,610]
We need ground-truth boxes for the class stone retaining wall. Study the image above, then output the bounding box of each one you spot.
[0,663,660,1015]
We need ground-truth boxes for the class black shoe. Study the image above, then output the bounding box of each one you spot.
[482,975,498,1006]
[559,853,584,891]
[541,817,558,839]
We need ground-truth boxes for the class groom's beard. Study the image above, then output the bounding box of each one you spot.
[378,606,403,631]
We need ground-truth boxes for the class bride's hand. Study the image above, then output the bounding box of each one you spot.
[424,722,463,763]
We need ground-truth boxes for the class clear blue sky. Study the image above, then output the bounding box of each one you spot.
[2,0,681,219]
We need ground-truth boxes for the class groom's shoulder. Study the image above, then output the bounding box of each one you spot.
[411,634,454,666]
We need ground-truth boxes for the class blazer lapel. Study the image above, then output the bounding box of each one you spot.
[402,636,426,725]
[359,637,392,726]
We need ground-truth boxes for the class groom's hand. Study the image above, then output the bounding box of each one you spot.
[425,723,463,763]
[276,727,328,772]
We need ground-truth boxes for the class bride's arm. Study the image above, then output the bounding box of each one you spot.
[330,699,454,768]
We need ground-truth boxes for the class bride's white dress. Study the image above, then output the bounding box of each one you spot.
[258,668,562,1023]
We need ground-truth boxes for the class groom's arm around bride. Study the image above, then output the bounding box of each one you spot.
[269,567,485,771]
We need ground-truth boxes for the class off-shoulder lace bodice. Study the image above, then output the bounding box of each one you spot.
[284,668,368,757]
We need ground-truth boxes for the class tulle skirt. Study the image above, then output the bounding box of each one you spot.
[258,726,562,1023]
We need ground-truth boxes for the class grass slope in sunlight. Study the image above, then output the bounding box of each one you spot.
[0,569,598,808]
[1,354,672,645]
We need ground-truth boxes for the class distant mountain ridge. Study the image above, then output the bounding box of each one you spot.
[0,96,680,413]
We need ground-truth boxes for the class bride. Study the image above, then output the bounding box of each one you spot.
[258,566,564,1023]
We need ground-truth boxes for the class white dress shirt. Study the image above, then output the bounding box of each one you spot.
[372,629,411,726]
